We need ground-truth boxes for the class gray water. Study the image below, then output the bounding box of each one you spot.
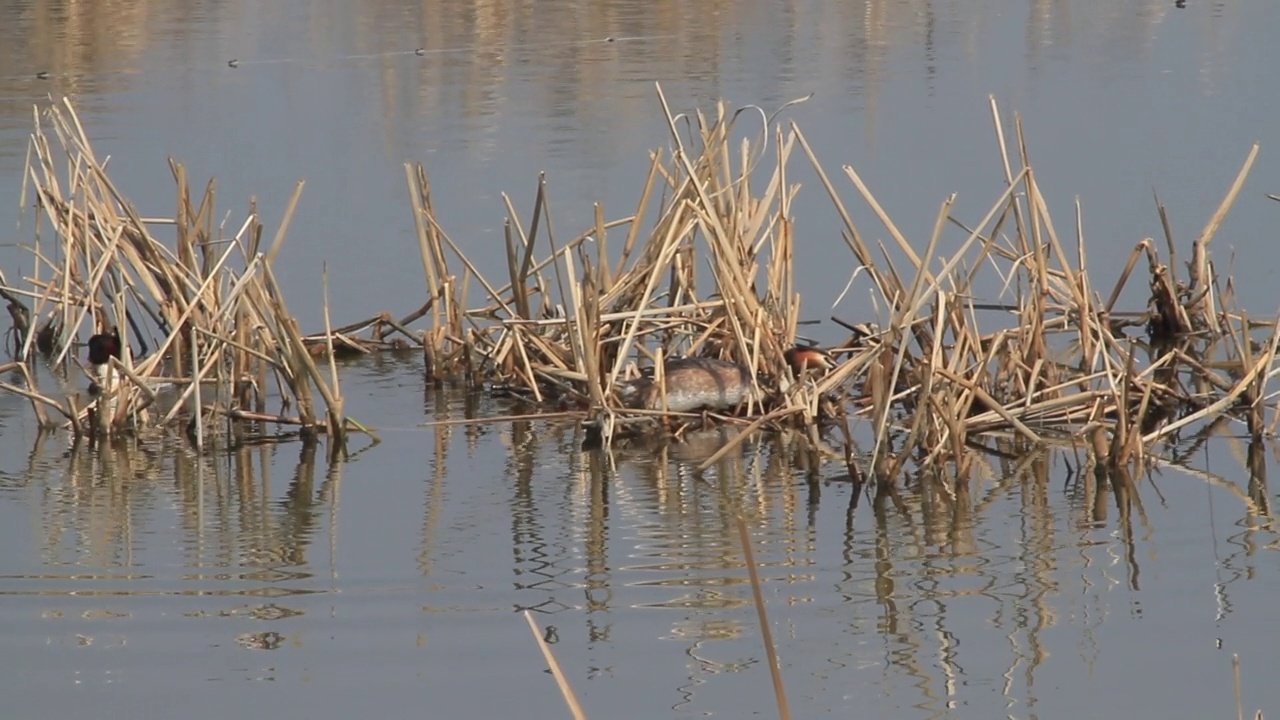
[1,1,1279,717]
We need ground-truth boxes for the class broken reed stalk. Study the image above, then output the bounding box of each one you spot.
[1231,654,1268,720]
[523,611,588,720]
[321,263,347,461]
[735,514,793,720]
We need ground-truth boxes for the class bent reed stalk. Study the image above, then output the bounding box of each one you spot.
[3,88,1278,487]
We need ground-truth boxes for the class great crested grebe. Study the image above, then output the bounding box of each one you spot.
[783,345,834,375]
[86,327,124,426]
[619,357,761,413]
[86,328,123,399]
[618,346,836,413]
[87,328,122,368]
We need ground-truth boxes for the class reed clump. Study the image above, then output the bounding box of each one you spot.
[403,87,840,444]
[396,86,1280,487]
[0,100,374,458]
[810,100,1276,490]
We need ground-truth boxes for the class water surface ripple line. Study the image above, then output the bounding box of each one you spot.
[5,34,681,83]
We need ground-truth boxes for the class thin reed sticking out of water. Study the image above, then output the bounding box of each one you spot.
[524,610,588,720]
[737,513,793,720]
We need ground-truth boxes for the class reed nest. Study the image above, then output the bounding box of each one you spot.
[2,88,1278,488]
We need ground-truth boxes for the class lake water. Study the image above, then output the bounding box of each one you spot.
[1,0,1279,717]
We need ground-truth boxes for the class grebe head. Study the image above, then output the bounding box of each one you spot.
[87,328,122,366]
[783,345,834,376]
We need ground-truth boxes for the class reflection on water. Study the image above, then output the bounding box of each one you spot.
[0,0,1203,153]
[6,436,330,599]
[0,381,1278,716]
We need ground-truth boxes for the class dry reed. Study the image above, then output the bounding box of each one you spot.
[1,99,361,455]
[393,85,1279,493]
[523,610,588,720]
[3,88,1278,488]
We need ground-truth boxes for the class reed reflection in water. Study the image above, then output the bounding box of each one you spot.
[0,385,1276,716]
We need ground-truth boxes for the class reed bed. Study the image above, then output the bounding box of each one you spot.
[398,86,1280,488]
[3,88,1278,485]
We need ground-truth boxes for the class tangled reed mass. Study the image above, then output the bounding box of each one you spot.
[1,88,1276,490]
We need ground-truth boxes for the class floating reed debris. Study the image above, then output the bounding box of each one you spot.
[4,88,1278,486]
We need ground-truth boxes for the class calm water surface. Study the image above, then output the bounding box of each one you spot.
[1,1,1279,717]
